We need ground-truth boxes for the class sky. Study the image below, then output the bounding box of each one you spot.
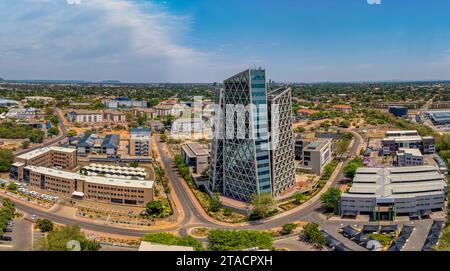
[1,0,450,83]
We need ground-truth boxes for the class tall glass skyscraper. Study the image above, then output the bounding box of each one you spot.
[208,68,295,202]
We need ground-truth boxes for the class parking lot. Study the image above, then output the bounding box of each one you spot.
[0,216,33,251]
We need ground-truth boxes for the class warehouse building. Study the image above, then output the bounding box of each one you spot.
[341,166,448,220]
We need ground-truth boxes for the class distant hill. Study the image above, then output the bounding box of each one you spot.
[100,80,121,84]
[0,77,4,81]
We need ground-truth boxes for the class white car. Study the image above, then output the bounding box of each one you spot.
[31,215,37,221]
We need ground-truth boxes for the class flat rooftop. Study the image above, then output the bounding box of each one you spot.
[182,142,209,157]
[305,140,329,151]
[16,146,76,160]
[25,166,154,189]
[397,148,423,156]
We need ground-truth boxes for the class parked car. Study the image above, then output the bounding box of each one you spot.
[0,236,12,241]
[4,227,13,233]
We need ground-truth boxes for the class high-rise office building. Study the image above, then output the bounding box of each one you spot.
[208,68,295,202]
[267,88,296,196]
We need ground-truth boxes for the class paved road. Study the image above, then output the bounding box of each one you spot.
[3,124,365,241]
[14,107,68,156]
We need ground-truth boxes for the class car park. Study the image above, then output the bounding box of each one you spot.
[4,227,13,233]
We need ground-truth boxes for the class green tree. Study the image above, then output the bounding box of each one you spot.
[143,232,203,251]
[320,187,341,210]
[129,161,139,168]
[7,182,18,193]
[209,192,222,212]
[207,229,273,251]
[21,140,30,149]
[301,223,326,246]
[0,148,13,172]
[146,200,164,216]
[34,225,101,251]
[249,193,276,220]
[48,126,59,136]
[293,191,305,204]
[29,130,45,143]
[344,157,363,179]
[37,219,54,232]
[67,130,77,137]
[281,223,298,235]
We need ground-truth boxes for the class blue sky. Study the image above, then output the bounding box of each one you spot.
[1,0,450,82]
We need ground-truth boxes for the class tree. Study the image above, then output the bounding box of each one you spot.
[320,187,341,210]
[129,161,139,168]
[301,223,326,246]
[293,191,305,204]
[34,225,101,251]
[160,134,168,142]
[0,148,13,172]
[21,140,30,149]
[7,182,18,193]
[207,229,273,251]
[146,200,164,216]
[48,127,59,136]
[209,192,222,212]
[67,130,77,137]
[344,157,363,179]
[37,219,54,232]
[281,223,298,235]
[29,130,45,143]
[143,233,203,251]
[249,193,276,220]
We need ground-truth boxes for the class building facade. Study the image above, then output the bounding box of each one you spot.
[130,128,151,156]
[208,69,295,201]
[396,148,424,167]
[300,139,332,175]
[67,110,104,123]
[103,109,127,122]
[381,131,435,155]
[267,88,296,196]
[389,106,408,117]
[11,146,77,182]
[181,143,210,175]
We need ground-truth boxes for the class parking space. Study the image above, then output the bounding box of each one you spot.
[0,216,33,251]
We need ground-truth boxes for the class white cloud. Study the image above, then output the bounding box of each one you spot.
[367,0,382,5]
[0,0,233,82]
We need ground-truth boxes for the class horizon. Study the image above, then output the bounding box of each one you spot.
[2,0,450,82]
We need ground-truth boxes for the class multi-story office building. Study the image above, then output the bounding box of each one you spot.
[300,139,332,175]
[103,109,127,122]
[25,166,153,206]
[267,88,296,196]
[381,130,435,155]
[11,146,77,182]
[208,68,295,201]
[340,166,448,220]
[130,127,151,156]
[67,110,104,123]
[396,148,424,167]
[181,143,210,175]
[294,134,311,161]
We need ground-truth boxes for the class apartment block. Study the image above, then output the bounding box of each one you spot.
[130,127,151,156]
[67,110,104,123]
